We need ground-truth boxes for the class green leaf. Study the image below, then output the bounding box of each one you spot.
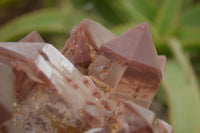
[0,9,68,41]
[43,0,57,8]
[156,0,182,37]
[177,26,200,48]
[91,0,159,40]
[0,0,22,8]
[92,0,131,25]
[182,5,200,26]
[162,60,200,133]
[162,38,200,133]
[129,0,157,21]
[0,8,104,42]
[70,0,90,7]
[169,38,200,83]
[110,22,159,42]
[92,0,155,24]
[182,0,193,9]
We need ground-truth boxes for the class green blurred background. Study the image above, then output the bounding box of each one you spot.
[0,0,199,133]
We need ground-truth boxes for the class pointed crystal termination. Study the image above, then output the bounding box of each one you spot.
[62,18,116,72]
[0,31,45,125]
[19,31,45,43]
[100,23,160,68]
[89,23,162,108]
[16,31,45,101]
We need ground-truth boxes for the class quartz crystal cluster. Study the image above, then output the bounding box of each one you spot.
[0,19,172,133]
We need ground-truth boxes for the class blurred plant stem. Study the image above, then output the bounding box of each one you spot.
[168,38,200,89]
[162,37,200,133]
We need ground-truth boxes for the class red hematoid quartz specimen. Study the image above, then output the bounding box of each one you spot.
[0,19,172,133]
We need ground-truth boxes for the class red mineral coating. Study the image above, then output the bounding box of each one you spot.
[114,61,161,108]
[0,103,12,124]
[0,126,6,133]
[62,18,116,69]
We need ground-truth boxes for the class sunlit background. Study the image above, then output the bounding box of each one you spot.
[0,0,200,133]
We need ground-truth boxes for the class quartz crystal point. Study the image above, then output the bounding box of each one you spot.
[62,18,116,72]
[89,23,162,108]
[19,31,45,43]
[0,31,45,124]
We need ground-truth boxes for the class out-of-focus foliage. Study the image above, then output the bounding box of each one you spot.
[0,0,199,133]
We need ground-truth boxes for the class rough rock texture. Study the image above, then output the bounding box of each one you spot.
[20,31,45,43]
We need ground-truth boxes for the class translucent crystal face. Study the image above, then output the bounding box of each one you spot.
[89,55,127,90]
[115,63,161,108]
[0,63,15,112]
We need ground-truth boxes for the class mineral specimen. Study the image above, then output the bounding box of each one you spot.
[0,19,172,133]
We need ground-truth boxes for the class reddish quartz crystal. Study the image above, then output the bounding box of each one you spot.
[89,23,163,108]
[0,19,172,133]
[62,18,116,70]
